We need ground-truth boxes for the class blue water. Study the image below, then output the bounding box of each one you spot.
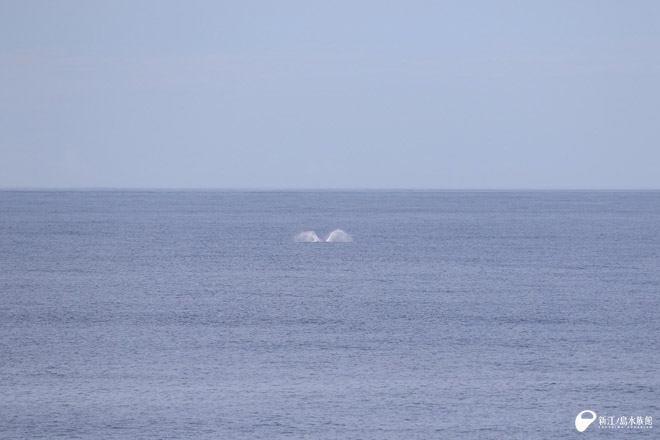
[1,190,658,439]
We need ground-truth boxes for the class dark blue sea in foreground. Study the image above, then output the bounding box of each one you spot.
[1,190,658,439]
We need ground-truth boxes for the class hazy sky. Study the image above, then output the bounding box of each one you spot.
[1,1,659,189]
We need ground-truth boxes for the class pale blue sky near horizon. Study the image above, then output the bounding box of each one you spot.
[1,1,659,189]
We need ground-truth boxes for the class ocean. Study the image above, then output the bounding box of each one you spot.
[1,190,658,439]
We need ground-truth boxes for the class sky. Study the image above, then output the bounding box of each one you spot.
[1,1,659,189]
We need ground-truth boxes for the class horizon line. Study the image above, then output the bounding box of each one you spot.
[1,187,659,192]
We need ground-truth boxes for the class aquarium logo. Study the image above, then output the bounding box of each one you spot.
[576,410,653,432]
[575,410,597,432]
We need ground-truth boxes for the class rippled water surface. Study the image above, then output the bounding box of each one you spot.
[1,190,658,439]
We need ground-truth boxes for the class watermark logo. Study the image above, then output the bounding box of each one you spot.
[575,410,653,432]
[576,410,597,432]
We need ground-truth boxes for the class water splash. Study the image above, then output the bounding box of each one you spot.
[325,229,353,243]
[293,231,321,242]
